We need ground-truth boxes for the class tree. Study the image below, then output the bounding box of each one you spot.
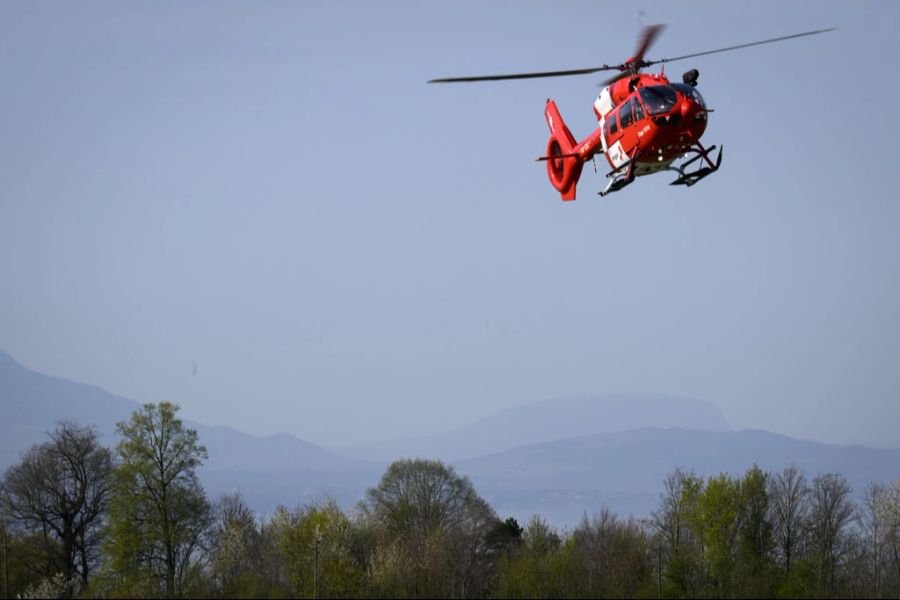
[879,478,900,598]
[208,493,263,597]
[768,464,809,575]
[262,498,364,599]
[0,519,59,599]
[809,473,855,596]
[361,459,498,598]
[651,468,704,597]
[0,421,112,593]
[571,509,652,598]
[363,459,494,539]
[486,517,523,558]
[860,482,888,598]
[103,402,211,598]
[736,465,775,594]
[491,515,585,599]
[696,473,742,596]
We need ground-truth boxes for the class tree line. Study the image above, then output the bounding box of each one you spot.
[1,401,899,599]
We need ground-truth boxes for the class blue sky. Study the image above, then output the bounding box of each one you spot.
[1,1,899,447]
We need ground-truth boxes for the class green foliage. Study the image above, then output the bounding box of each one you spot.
[264,498,365,599]
[486,517,523,557]
[492,516,577,599]
[696,472,742,595]
[736,466,777,596]
[6,413,900,599]
[653,468,704,597]
[651,466,832,599]
[100,402,211,599]
[775,557,818,598]
[0,524,61,599]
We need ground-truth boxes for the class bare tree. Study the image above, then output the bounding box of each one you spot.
[860,482,887,597]
[809,473,855,595]
[881,478,900,598]
[572,509,651,598]
[768,464,809,574]
[361,459,497,598]
[573,508,619,596]
[0,421,112,593]
[208,494,261,597]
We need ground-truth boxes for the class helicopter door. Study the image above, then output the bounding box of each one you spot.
[605,108,629,170]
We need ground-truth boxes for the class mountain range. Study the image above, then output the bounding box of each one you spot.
[458,427,900,525]
[2,349,897,526]
[334,393,732,461]
[0,349,380,512]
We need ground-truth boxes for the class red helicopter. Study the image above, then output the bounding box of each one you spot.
[429,26,835,200]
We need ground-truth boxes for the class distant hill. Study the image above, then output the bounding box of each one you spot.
[0,349,381,513]
[336,394,732,461]
[455,428,900,527]
[4,349,898,527]
[0,350,136,461]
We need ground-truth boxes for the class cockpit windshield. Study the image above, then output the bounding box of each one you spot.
[673,83,705,108]
[638,85,678,115]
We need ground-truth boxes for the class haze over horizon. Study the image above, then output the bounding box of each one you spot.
[2,1,899,449]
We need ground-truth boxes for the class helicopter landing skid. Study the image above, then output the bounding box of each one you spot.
[599,154,638,197]
[668,143,723,187]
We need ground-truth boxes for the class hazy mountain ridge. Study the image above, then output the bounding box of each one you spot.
[455,427,900,525]
[2,349,897,525]
[0,350,353,467]
[0,349,381,512]
[335,393,733,462]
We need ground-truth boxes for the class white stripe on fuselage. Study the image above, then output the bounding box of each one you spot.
[599,118,608,154]
[607,141,628,169]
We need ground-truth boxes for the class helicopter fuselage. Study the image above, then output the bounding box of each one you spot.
[594,73,709,173]
[543,71,719,199]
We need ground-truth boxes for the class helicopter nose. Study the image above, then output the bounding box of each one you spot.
[680,97,693,118]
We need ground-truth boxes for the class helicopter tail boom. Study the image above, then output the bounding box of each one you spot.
[544,100,584,201]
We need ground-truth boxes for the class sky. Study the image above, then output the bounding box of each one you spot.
[1,1,899,448]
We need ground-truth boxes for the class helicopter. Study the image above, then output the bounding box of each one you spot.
[429,26,835,200]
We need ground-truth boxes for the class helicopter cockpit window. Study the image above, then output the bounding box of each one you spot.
[638,85,678,115]
[619,100,634,128]
[607,113,618,135]
[633,97,644,121]
[672,83,705,108]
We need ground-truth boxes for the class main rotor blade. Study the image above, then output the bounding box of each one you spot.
[634,24,666,62]
[428,65,618,83]
[649,27,836,66]
[600,70,633,88]
[428,27,835,85]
